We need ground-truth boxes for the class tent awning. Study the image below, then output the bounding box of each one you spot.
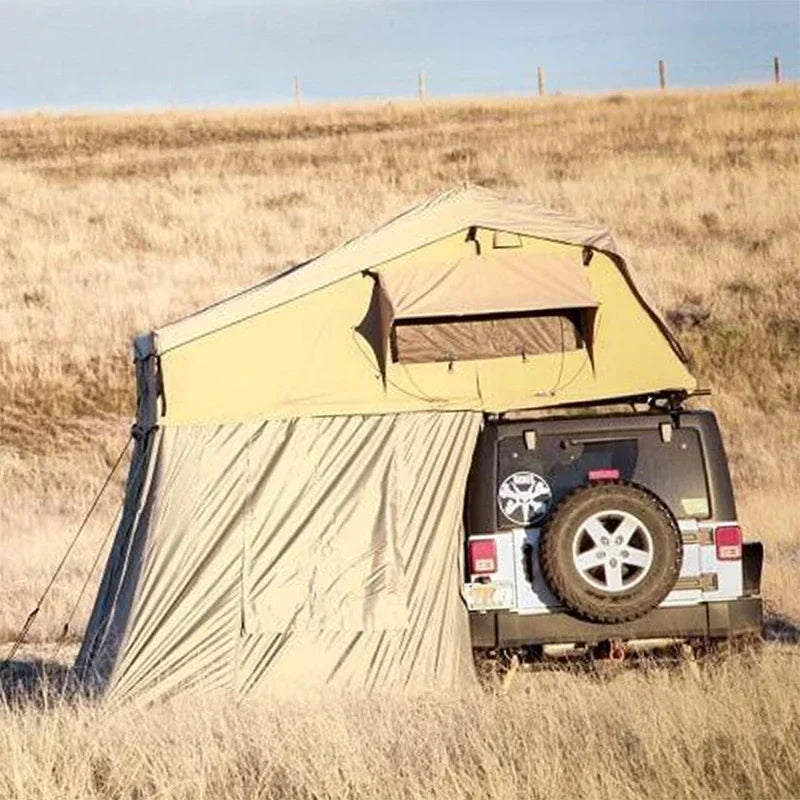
[375,248,598,321]
[363,248,598,367]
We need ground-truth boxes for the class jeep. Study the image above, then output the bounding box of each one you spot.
[464,398,764,656]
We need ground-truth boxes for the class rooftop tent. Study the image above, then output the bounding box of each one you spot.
[76,186,695,705]
[147,185,692,424]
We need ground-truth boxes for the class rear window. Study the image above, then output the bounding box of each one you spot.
[496,428,710,528]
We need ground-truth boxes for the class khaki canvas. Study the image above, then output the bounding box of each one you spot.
[376,248,597,320]
[78,412,481,704]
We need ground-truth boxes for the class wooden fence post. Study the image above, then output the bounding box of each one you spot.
[418,71,427,102]
[293,75,301,104]
[774,56,781,84]
[658,59,666,90]
[537,66,545,96]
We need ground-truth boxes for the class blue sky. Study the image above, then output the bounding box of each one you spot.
[0,1,797,111]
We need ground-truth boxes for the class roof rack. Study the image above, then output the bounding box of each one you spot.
[493,388,711,422]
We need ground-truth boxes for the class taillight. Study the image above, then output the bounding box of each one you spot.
[468,539,497,575]
[715,526,743,560]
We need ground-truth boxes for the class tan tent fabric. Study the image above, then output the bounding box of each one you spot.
[148,188,693,425]
[78,411,480,705]
[377,249,597,321]
[243,415,409,634]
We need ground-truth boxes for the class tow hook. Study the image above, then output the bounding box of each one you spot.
[608,640,627,663]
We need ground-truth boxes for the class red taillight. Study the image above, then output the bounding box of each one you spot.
[588,468,620,481]
[715,525,743,560]
[469,539,497,575]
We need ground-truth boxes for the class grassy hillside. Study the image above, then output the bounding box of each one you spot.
[0,86,798,799]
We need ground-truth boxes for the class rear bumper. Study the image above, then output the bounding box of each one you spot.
[470,597,764,649]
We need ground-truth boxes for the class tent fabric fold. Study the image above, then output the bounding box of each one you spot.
[370,247,596,365]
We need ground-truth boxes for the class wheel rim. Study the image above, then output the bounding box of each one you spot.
[571,510,654,594]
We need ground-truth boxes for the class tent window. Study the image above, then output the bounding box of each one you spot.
[391,311,584,364]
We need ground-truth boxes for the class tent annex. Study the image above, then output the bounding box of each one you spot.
[76,186,695,704]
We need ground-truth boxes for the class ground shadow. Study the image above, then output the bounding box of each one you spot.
[0,658,79,707]
[763,611,800,645]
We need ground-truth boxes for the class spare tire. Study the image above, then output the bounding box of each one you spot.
[539,482,682,623]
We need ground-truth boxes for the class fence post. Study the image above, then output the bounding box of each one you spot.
[537,66,545,96]
[658,59,666,90]
[774,56,781,84]
[293,75,301,105]
[418,71,427,102]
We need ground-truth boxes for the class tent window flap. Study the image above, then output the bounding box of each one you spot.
[391,311,584,364]
[358,248,600,372]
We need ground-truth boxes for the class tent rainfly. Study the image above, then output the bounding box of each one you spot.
[76,186,695,704]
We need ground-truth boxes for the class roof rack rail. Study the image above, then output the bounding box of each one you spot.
[492,388,711,422]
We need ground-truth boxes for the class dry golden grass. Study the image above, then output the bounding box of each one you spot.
[0,85,799,798]
[1,650,799,800]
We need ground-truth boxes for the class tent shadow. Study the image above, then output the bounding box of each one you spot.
[0,658,79,707]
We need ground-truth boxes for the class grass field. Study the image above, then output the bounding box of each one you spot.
[1,85,799,798]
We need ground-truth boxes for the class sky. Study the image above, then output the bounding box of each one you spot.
[0,0,797,112]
